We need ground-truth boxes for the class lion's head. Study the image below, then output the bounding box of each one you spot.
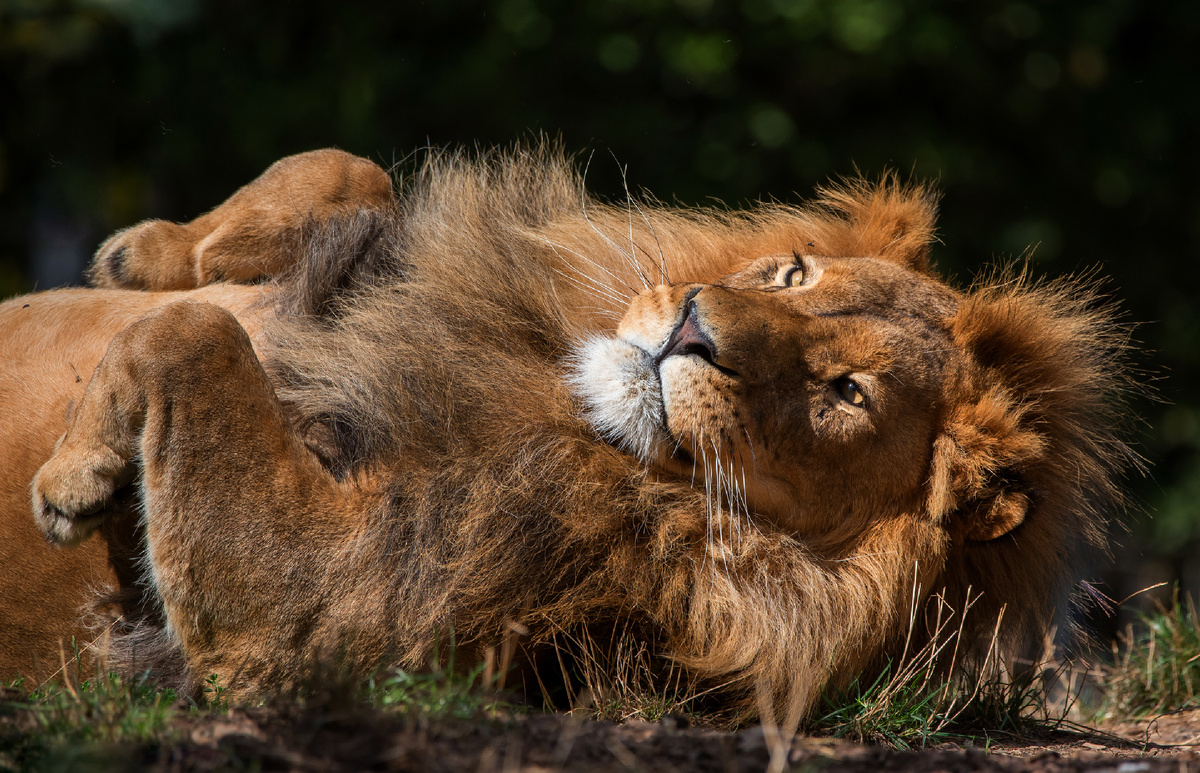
[558,176,1134,676]
[574,252,961,538]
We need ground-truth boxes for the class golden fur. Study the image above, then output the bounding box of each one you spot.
[3,147,1133,719]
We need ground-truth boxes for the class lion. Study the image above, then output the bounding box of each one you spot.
[0,146,1133,720]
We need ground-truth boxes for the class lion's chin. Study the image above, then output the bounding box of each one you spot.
[570,336,677,466]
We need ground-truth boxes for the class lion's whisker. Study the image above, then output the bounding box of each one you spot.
[549,266,627,311]
[622,176,637,282]
[573,306,621,322]
[688,419,702,489]
[830,551,899,563]
[578,168,649,292]
[734,464,749,549]
[610,151,658,289]
[550,270,626,309]
[571,249,644,302]
[572,156,647,295]
[537,235,635,304]
[628,197,669,286]
[712,437,727,570]
[699,434,718,584]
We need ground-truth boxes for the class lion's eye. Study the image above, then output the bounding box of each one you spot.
[834,377,866,407]
[778,264,805,287]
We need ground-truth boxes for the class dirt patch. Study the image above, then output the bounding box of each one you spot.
[37,708,1197,772]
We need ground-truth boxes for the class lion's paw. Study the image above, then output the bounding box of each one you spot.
[32,444,131,546]
[89,220,196,291]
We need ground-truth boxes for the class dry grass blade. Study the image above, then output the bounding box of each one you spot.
[808,587,1070,749]
[549,626,715,724]
[756,677,807,773]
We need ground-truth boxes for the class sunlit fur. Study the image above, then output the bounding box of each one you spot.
[17,146,1135,719]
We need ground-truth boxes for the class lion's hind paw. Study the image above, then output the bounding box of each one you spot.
[32,445,131,546]
[89,220,195,291]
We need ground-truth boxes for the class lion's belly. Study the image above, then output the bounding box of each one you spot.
[0,284,273,680]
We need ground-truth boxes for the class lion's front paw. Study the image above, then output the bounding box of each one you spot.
[32,444,132,546]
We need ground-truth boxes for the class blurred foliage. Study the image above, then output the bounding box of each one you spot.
[2,0,1199,605]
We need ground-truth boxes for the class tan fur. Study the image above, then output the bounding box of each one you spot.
[3,147,1133,718]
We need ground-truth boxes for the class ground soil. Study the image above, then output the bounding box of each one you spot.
[29,706,1200,772]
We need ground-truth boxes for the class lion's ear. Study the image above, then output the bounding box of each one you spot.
[927,389,1046,541]
[813,176,940,273]
[930,271,1134,543]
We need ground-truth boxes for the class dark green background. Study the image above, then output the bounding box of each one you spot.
[3,0,1197,627]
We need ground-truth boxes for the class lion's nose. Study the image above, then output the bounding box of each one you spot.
[659,300,737,376]
[662,303,715,362]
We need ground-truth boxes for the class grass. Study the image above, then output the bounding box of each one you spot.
[0,636,515,772]
[0,657,1071,773]
[805,593,1068,750]
[543,625,714,725]
[1098,590,1200,718]
[809,660,1061,749]
[361,629,522,720]
[11,594,1200,772]
[363,664,514,720]
[1,670,180,772]
[541,593,1076,761]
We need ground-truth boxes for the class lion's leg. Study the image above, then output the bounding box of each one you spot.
[29,300,283,546]
[89,149,395,291]
[33,300,382,694]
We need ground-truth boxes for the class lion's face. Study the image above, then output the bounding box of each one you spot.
[573,253,963,533]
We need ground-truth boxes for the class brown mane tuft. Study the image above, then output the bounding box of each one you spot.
[931,268,1139,660]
